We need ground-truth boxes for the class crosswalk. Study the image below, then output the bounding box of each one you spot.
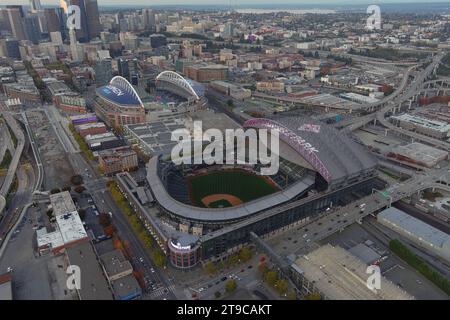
[148,284,175,299]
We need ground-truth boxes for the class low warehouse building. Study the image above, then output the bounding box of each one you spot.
[378,207,450,262]
[388,142,448,168]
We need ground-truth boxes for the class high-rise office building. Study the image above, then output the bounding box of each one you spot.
[142,9,156,30]
[24,15,41,44]
[0,10,12,33]
[67,0,100,43]
[29,0,42,13]
[84,0,101,40]
[70,27,83,61]
[117,57,138,82]
[6,6,27,41]
[44,8,62,33]
[94,59,112,85]
[0,39,20,59]
[68,0,88,42]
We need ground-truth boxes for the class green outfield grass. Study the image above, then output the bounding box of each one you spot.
[188,170,279,208]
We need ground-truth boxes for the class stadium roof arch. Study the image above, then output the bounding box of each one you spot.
[98,76,144,108]
[244,118,332,182]
[244,117,378,184]
[156,71,201,100]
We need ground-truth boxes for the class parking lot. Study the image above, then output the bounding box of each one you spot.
[320,222,448,300]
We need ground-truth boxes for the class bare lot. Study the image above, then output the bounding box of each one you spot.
[26,110,75,190]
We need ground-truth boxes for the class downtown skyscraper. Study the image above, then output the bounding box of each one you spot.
[67,0,101,42]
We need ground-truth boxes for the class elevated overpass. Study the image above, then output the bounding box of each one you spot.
[0,112,25,216]
[338,54,448,151]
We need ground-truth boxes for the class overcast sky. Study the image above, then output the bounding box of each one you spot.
[2,0,448,7]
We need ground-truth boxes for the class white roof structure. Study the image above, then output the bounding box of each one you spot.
[378,207,450,262]
[37,227,64,249]
[294,244,414,300]
[37,211,88,251]
[50,191,77,216]
[56,212,88,244]
[37,192,88,252]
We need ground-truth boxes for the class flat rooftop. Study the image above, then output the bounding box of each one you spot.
[190,110,241,133]
[294,244,413,300]
[391,114,450,133]
[50,191,77,216]
[378,207,450,250]
[111,275,141,299]
[300,93,362,111]
[76,122,106,130]
[126,117,185,156]
[391,142,448,165]
[65,242,113,300]
[56,212,88,244]
[99,250,133,279]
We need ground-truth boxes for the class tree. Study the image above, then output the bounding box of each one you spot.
[104,225,116,237]
[74,186,86,193]
[61,186,71,192]
[227,99,234,107]
[225,280,237,293]
[227,254,239,267]
[287,291,297,300]
[50,188,61,194]
[99,213,111,227]
[238,247,252,262]
[275,279,289,296]
[153,250,166,268]
[258,262,268,275]
[205,262,218,275]
[264,271,278,287]
[113,238,124,251]
[214,291,222,299]
[304,293,322,300]
[140,231,153,249]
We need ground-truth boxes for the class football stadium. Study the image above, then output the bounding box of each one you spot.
[125,115,382,268]
[95,76,146,127]
[94,73,205,128]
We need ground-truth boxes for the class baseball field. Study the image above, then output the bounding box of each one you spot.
[188,169,279,208]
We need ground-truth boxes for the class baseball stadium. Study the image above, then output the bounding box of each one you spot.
[130,115,382,268]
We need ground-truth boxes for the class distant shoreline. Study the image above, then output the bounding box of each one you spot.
[1,2,449,14]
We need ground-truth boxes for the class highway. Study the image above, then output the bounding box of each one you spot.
[0,111,43,258]
[21,111,44,191]
[0,164,35,250]
[337,54,450,152]
[0,113,25,198]
[268,166,450,262]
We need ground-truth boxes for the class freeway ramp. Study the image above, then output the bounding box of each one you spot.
[0,195,5,216]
